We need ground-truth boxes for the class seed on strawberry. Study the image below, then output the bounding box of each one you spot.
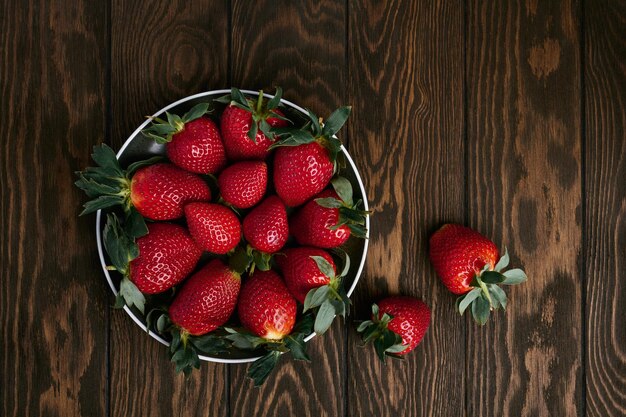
[216,87,289,160]
[237,270,296,339]
[76,144,211,221]
[218,161,267,209]
[272,106,351,207]
[357,296,431,362]
[277,247,351,334]
[242,196,289,269]
[429,224,528,325]
[290,177,368,248]
[185,202,241,254]
[142,103,226,174]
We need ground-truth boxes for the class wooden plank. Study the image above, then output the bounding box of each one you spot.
[466,1,582,416]
[347,1,466,416]
[584,1,626,416]
[0,0,108,416]
[108,1,230,416]
[229,1,347,416]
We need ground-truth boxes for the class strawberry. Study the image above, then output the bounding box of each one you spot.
[357,296,431,362]
[217,161,267,209]
[429,224,528,324]
[129,223,201,294]
[76,145,211,221]
[242,196,289,268]
[237,270,297,339]
[169,259,241,336]
[276,247,351,334]
[185,202,241,254]
[216,87,289,160]
[272,106,350,207]
[290,177,368,248]
[142,103,226,174]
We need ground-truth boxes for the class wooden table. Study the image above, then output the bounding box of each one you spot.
[2,1,625,416]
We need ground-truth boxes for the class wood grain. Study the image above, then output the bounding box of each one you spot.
[229,2,347,416]
[109,1,229,416]
[0,0,108,416]
[347,1,466,416]
[584,1,626,416]
[466,1,582,416]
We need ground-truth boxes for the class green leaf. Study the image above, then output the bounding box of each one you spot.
[248,351,281,387]
[315,197,343,209]
[252,250,271,271]
[80,195,125,215]
[314,300,336,334]
[166,112,184,130]
[119,277,146,314]
[247,120,259,142]
[502,269,527,285]
[310,255,335,278]
[347,223,367,238]
[356,320,373,333]
[481,271,506,284]
[292,313,315,335]
[322,106,351,137]
[495,247,510,272]
[331,176,353,205]
[213,93,232,104]
[305,108,322,136]
[284,333,309,361]
[338,251,351,277]
[183,103,210,122]
[170,330,181,353]
[229,246,253,274]
[103,213,138,273]
[75,175,119,198]
[225,333,260,350]
[458,288,482,315]
[126,156,163,177]
[124,208,148,238]
[91,144,123,175]
[476,276,493,305]
[156,314,168,333]
[258,119,273,139]
[231,88,251,109]
[266,87,282,110]
[190,334,230,355]
[371,303,380,318]
[303,285,331,312]
[471,295,490,325]
[489,285,508,310]
[113,293,126,309]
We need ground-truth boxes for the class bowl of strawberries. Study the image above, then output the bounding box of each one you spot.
[76,88,369,384]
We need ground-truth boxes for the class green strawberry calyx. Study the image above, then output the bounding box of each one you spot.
[141,103,212,144]
[268,106,351,171]
[314,176,370,238]
[224,313,314,386]
[302,252,352,335]
[74,143,161,217]
[356,303,408,363]
[104,212,148,313]
[455,247,528,326]
[150,312,230,376]
[215,87,289,142]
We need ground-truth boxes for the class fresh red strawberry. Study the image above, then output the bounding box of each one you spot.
[185,202,241,254]
[429,224,528,324]
[129,223,201,294]
[76,145,211,221]
[276,247,351,334]
[142,104,226,174]
[169,259,241,336]
[217,88,289,160]
[237,270,297,340]
[290,177,368,248]
[273,106,350,206]
[357,296,431,362]
[217,161,267,209]
[243,196,288,255]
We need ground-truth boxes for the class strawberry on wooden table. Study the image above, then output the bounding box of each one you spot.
[216,87,289,160]
[225,270,312,386]
[154,259,242,375]
[185,202,241,254]
[217,161,268,209]
[272,106,351,207]
[141,103,226,174]
[242,195,289,270]
[429,224,528,325]
[277,247,351,334]
[76,144,211,221]
[357,296,431,362]
[290,176,368,248]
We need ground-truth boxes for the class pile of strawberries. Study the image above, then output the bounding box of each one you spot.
[77,87,528,386]
[77,88,369,384]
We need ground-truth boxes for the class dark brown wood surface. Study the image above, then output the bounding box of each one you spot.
[1,1,625,416]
